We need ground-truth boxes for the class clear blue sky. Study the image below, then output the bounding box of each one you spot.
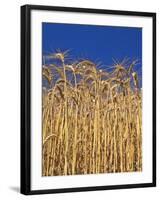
[42,22,142,80]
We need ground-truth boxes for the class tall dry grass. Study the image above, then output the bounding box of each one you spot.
[42,51,142,176]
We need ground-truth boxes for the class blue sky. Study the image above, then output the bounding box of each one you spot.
[42,22,142,83]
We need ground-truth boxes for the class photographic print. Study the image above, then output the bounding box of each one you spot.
[42,23,142,176]
[21,5,156,195]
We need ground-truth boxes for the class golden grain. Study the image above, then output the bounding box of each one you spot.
[42,52,142,176]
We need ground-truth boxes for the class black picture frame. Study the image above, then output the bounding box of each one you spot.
[21,4,156,195]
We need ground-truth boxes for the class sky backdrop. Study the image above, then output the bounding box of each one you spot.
[42,22,142,85]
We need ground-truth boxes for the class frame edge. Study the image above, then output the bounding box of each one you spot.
[20,5,31,195]
[152,12,156,187]
[22,4,156,17]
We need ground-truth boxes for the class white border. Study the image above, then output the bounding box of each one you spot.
[31,10,153,190]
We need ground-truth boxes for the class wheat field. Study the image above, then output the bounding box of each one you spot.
[42,51,142,176]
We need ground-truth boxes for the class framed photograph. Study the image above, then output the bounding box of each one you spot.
[21,4,156,195]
